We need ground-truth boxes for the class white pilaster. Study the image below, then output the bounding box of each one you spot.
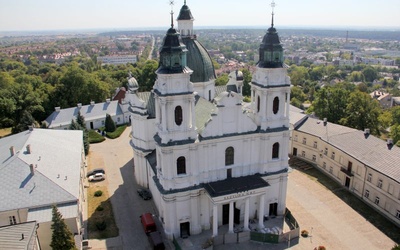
[258,194,265,229]
[244,198,250,231]
[228,201,234,233]
[213,204,218,237]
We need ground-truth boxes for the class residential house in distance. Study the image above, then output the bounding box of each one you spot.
[290,114,400,227]
[97,54,138,65]
[370,91,392,109]
[0,221,40,250]
[44,99,128,130]
[0,128,85,250]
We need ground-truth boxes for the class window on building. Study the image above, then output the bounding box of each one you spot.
[388,184,394,195]
[257,96,260,113]
[225,147,234,166]
[312,155,316,161]
[302,138,306,145]
[364,190,370,199]
[323,162,326,169]
[367,173,372,182]
[377,179,383,188]
[329,166,333,174]
[301,151,305,157]
[331,152,335,160]
[272,143,279,159]
[396,210,400,220]
[273,97,279,114]
[117,117,121,122]
[102,120,105,125]
[324,148,328,156]
[313,141,318,148]
[347,161,353,173]
[294,135,298,142]
[175,106,183,126]
[209,90,211,101]
[177,156,186,175]
[9,216,16,225]
[374,196,380,205]
[227,168,232,178]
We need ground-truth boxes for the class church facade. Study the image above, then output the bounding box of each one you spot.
[127,2,291,239]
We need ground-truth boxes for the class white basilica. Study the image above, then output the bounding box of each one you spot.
[127,1,291,239]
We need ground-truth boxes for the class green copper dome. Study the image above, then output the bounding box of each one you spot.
[182,37,216,83]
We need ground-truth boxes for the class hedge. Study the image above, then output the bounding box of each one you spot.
[88,130,105,143]
[106,125,127,139]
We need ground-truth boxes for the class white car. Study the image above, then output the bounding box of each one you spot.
[88,173,105,182]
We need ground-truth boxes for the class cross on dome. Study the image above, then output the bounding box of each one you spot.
[169,0,175,28]
[270,0,276,27]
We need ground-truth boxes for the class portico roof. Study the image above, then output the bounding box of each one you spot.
[204,174,269,198]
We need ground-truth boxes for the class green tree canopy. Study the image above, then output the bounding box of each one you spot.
[50,205,76,250]
[105,113,116,132]
[362,66,378,82]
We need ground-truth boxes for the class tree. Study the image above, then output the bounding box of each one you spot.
[362,66,378,82]
[105,114,116,132]
[240,68,252,96]
[390,124,400,145]
[311,86,350,124]
[340,91,381,135]
[69,119,90,155]
[215,73,229,86]
[50,205,75,250]
[76,111,86,128]
[13,110,35,133]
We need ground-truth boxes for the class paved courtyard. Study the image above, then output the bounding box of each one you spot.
[84,130,397,250]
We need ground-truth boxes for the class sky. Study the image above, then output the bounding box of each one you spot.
[0,0,399,32]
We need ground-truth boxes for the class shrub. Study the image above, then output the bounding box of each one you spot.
[96,205,104,212]
[94,190,103,197]
[105,114,116,132]
[106,125,127,139]
[301,229,309,237]
[95,220,107,231]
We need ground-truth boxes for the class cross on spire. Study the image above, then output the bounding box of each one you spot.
[184,0,186,5]
[169,0,175,28]
[270,0,276,27]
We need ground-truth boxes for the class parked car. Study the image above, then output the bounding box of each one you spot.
[86,168,105,178]
[148,231,165,250]
[140,213,157,234]
[137,188,152,200]
[88,173,105,182]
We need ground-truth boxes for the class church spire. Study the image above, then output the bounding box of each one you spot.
[170,0,175,28]
[271,0,275,27]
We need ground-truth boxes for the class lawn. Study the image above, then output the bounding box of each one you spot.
[87,185,119,239]
[294,162,400,244]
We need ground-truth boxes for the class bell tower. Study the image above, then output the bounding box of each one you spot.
[250,0,290,130]
[177,0,194,37]
[153,4,197,144]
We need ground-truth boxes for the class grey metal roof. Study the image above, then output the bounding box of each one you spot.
[0,221,37,250]
[296,117,400,181]
[194,95,216,133]
[45,100,123,128]
[137,91,156,118]
[0,129,82,212]
[177,4,194,20]
[182,38,216,83]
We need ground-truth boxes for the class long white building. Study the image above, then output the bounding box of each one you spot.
[127,2,290,240]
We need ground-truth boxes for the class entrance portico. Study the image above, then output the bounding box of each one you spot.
[204,175,270,237]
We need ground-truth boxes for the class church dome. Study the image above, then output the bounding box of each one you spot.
[182,37,216,83]
[128,75,139,92]
[177,4,194,20]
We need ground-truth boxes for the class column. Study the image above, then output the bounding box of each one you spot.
[258,194,265,229]
[228,201,234,233]
[213,204,218,237]
[285,91,290,118]
[244,198,250,231]
[161,101,167,131]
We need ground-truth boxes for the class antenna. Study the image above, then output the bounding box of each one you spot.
[270,0,276,27]
[169,0,175,28]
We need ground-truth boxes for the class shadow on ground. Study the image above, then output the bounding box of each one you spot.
[290,157,400,244]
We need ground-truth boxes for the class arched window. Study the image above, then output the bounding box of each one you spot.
[177,156,186,175]
[175,106,183,125]
[273,97,279,114]
[272,142,279,159]
[257,96,260,113]
[225,147,234,166]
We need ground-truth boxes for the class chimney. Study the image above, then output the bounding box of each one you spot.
[387,138,393,145]
[28,126,33,131]
[26,144,31,154]
[90,101,95,106]
[364,128,370,135]
[29,164,34,176]
[55,107,61,112]
[323,118,327,126]
[77,103,82,108]
[106,98,111,103]
[10,146,15,156]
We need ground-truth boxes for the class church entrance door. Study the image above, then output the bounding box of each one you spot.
[222,204,229,225]
[269,203,278,217]
[180,222,190,238]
